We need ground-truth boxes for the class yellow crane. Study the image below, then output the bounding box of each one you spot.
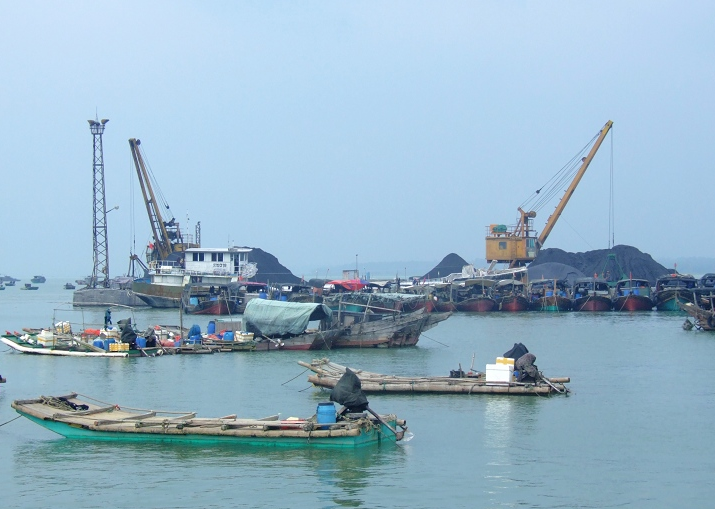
[129,138,199,266]
[485,120,613,267]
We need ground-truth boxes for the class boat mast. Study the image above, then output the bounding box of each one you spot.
[88,117,110,288]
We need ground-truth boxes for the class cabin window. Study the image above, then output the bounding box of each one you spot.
[499,242,507,250]
[211,253,223,262]
[192,253,198,261]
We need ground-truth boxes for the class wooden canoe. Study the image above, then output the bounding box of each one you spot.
[12,393,406,448]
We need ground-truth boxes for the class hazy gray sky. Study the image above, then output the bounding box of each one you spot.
[1,1,712,279]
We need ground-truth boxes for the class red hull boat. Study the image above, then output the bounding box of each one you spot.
[455,297,497,312]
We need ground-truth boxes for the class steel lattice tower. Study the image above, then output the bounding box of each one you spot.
[88,118,110,288]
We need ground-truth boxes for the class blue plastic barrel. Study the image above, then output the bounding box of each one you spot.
[189,297,199,305]
[280,295,287,301]
[93,338,105,350]
[545,290,554,297]
[136,337,147,349]
[316,402,336,430]
[207,321,216,334]
[224,331,234,341]
[258,292,267,299]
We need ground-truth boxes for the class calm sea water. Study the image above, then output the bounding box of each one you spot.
[1,280,714,508]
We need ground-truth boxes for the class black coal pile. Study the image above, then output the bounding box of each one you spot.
[244,247,302,284]
[423,253,469,279]
[530,245,670,286]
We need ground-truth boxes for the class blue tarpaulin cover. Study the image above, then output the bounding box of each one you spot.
[243,299,333,336]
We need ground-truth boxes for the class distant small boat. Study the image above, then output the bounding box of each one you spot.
[31,276,46,284]
[5,279,16,287]
[0,283,4,290]
[64,283,76,290]
[21,284,39,290]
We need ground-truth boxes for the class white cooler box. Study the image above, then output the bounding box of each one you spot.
[485,363,514,384]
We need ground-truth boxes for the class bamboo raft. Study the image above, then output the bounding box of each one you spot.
[12,393,406,448]
[299,359,570,396]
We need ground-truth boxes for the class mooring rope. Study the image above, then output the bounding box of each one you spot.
[0,415,21,427]
[282,367,309,386]
[418,332,449,347]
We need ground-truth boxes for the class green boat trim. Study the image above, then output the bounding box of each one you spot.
[12,393,406,449]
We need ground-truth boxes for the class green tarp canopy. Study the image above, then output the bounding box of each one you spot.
[243,299,333,336]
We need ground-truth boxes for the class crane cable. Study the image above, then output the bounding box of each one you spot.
[136,143,177,222]
[518,131,600,215]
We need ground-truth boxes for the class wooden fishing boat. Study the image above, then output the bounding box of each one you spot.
[12,393,406,448]
[21,283,39,290]
[422,283,457,312]
[332,308,438,348]
[527,279,572,311]
[63,282,76,290]
[180,282,242,315]
[612,278,653,311]
[323,292,427,315]
[299,360,570,396]
[492,279,530,312]
[652,273,697,311]
[243,299,342,350]
[1,332,132,357]
[571,277,612,311]
[0,332,168,358]
[679,301,715,331]
[694,273,715,310]
[452,278,497,312]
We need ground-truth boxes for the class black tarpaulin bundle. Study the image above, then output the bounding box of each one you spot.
[503,342,529,361]
[330,367,369,413]
[118,318,137,347]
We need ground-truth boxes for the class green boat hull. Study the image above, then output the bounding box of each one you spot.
[17,412,397,449]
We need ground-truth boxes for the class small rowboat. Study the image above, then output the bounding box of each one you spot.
[12,393,407,448]
[300,359,570,396]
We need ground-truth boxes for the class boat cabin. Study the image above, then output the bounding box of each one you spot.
[184,247,253,276]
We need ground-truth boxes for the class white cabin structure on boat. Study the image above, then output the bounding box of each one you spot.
[184,247,253,276]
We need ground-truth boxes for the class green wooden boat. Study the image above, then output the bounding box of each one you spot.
[0,333,165,358]
[12,393,407,448]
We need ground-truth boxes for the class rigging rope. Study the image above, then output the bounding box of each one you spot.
[518,132,600,215]
[609,126,615,249]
